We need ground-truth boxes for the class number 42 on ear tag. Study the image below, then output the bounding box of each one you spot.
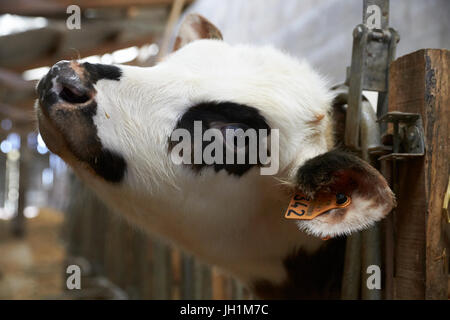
[284,192,351,220]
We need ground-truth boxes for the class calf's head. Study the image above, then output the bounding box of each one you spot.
[36,14,394,244]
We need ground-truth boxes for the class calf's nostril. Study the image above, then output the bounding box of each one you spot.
[59,85,90,104]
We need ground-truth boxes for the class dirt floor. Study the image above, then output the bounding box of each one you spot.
[0,208,65,300]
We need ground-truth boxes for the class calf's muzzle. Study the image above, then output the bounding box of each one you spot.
[37,60,94,112]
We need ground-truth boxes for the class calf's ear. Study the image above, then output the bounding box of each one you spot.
[294,150,396,238]
[173,13,223,51]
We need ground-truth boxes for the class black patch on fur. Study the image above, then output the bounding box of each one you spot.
[37,63,126,183]
[89,148,127,183]
[83,62,122,83]
[252,237,346,299]
[169,101,271,176]
[295,149,395,210]
[62,101,126,183]
[296,149,365,196]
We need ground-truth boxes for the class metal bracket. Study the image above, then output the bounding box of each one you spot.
[376,111,425,161]
[344,0,399,150]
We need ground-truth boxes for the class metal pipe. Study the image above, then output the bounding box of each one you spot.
[338,84,384,299]
[341,233,362,299]
[360,99,383,300]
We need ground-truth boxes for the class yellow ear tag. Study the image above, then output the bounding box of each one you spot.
[284,192,351,221]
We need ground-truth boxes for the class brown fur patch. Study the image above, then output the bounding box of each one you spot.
[173,14,223,51]
[70,61,86,82]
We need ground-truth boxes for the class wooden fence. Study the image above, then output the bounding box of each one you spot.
[387,49,449,299]
[62,175,251,300]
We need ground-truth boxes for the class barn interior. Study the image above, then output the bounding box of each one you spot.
[0,0,448,300]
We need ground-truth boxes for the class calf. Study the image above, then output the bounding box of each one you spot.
[36,14,395,299]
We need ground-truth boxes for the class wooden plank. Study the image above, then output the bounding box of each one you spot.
[0,24,161,72]
[389,49,449,299]
[211,267,226,299]
[10,133,29,237]
[151,238,172,299]
[104,210,124,287]
[138,235,153,299]
[211,267,234,299]
[193,259,211,299]
[75,0,193,8]
[171,248,182,299]
[389,50,427,299]
[0,68,35,92]
[0,0,193,15]
[156,0,185,61]
[0,103,33,123]
[423,50,449,300]
[181,251,194,299]
[0,0,66,16]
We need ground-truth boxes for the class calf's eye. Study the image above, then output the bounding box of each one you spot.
[220,123,250,148]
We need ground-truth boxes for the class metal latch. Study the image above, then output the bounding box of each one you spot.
[344,0,399,150]
[374,111,425,161]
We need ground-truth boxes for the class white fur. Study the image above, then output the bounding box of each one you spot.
[66,40,388,286]
[296,196,389,238]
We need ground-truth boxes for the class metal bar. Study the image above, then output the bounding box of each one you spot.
[345,24,368,150]
[360,100,381,160]
[376,28,399,134]
[381,160,394,299]
[360,99,383,300]
[342,0,400,300]
[361,225,382,299]
[341,97,382,300]
[341,233,362,299]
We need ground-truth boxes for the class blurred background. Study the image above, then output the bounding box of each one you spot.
[0,0,448,299]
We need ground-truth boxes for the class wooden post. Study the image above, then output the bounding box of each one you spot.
[211,267,230,299]
[11,133,28,237]
[389,49,449,299]
[171,248,182,299]
[151,238,172,299]
[156,0,186,61]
